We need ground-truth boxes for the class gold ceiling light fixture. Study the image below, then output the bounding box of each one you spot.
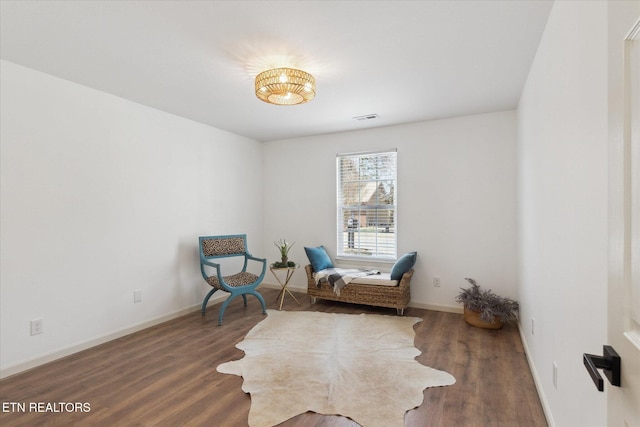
[255,67,316,106]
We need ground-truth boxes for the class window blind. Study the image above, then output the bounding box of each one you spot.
[336,149,397,260]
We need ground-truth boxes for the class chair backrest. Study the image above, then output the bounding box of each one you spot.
[199,234,248,259]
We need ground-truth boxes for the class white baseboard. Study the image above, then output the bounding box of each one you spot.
[408,301,464,314]
[518,322,555,427]
[0,295,226,380]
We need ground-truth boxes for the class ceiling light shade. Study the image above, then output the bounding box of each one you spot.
[255,68,316,105]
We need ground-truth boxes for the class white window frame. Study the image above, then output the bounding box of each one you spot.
[336,149,397,262]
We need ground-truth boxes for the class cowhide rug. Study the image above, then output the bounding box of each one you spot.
[216,310,455,427]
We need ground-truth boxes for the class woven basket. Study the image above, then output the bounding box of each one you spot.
[463,306,504,329]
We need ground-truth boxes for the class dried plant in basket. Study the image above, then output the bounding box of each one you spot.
[455,278,519,327]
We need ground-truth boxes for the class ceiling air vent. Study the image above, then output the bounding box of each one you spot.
[353,113,380,121]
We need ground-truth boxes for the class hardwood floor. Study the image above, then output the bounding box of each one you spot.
[0,288,547,426]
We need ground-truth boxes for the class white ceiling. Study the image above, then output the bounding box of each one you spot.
[0,0,553,142]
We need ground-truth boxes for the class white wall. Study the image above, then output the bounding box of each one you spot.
[517,2,608,426]
[262,111,518,311]
[0,60,264,374]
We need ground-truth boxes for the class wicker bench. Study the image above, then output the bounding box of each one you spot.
[304,264,412,315]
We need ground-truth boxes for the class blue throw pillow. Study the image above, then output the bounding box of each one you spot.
[390,251,417,280]
[304,246,334,272]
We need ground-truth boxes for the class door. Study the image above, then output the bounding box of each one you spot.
[608,3,640,426]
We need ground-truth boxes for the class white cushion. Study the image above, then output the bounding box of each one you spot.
[350,273,398,287]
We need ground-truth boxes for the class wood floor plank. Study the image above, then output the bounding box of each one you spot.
[0,288,547,426]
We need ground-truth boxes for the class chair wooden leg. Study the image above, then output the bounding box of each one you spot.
[201,288,218,315]
[218,295,238,326]
[251,291,267,315]
[241,294,248,307]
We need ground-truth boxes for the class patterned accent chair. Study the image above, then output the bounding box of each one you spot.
[199,234,267,325]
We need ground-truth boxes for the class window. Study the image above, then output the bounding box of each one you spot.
[336,149,397,260]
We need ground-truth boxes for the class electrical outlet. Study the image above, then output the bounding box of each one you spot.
[531,317,535,335]
[30,318,43,336]
[433,276,441,287]
[134,290,142,303]
[553,361,558,389]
